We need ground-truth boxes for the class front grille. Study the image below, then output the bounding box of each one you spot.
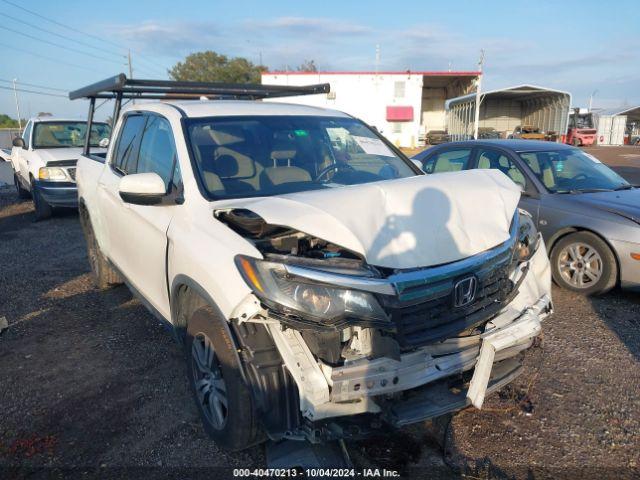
[389,265,513,349]
[67,168,76,181]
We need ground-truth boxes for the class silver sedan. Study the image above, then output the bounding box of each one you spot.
[413,140,640,295]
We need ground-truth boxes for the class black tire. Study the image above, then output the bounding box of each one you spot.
[185,305,260,451]
[550,232,617,295]
[32,184,53,221]
[572,137,581,147]
[79,207,122,289]
[14,174,30,199]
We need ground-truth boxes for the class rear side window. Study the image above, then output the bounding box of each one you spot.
[423,148,471,174]
[112,115,146,174]
[136,115,178,190]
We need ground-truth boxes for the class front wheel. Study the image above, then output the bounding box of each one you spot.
[14,174,30,199]
[32,184,53,221]
[550,232,617,295]
[185,305,261,451]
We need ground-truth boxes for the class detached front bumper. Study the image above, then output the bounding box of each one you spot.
[33,180,78,208]
[266,240,552,429]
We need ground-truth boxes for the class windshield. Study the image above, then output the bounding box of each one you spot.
[32,121,111,149]
[186,115,417,199]
[519,148,629,193]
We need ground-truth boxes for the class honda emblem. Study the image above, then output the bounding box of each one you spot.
[453,276,477,307]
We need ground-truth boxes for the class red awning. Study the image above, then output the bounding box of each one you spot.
[386,106,413,121]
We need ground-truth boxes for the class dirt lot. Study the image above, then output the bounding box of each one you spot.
[0,148,639,479]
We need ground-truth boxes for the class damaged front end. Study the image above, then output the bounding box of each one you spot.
[220,207,552,443]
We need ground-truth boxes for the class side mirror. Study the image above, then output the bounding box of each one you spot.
[12,137,25,148]
[118,172,166,205]
[411,159,423,171]
[98,138,110,148]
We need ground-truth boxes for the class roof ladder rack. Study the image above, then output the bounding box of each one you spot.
[69,73,330,156]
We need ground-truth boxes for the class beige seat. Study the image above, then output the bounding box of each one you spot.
[202,171,225,195]
[262,166,311,186]
[434,157,464,173]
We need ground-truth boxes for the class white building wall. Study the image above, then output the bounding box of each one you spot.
[262,73,424,148]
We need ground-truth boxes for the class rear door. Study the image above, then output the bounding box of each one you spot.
[473,147,541,223]
[421,147,473,174]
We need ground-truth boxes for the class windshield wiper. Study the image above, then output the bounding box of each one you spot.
[613,184,636,191]
[556,188,614,194]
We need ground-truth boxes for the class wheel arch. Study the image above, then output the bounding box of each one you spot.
[547,226,621,284]
[170,274,249,384]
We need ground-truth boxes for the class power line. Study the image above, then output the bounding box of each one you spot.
[0,41,108,74]
[0,85,66,98]
[0,12,161,78]
[0,24,126,65]
[0,0,169,75]
[0,78,67,92]
[0,12,126,61]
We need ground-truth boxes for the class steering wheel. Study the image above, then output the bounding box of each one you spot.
[315,163,355,182]
[571,173,589,181]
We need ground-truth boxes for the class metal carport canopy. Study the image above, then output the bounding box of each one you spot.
[595,105,640,123]
[445,84,572,140]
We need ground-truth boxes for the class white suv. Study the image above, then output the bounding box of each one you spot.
[73,76,551,452]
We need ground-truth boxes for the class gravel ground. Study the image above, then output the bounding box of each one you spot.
[0,148,639,478]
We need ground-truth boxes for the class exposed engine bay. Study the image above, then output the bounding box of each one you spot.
[217,206,552,441]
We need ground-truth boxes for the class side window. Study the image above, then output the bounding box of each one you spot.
[112,115,146,174]
[423,148,471,174]
[477,148,526,189]
[22,122,33,148]
[136,115,178,190]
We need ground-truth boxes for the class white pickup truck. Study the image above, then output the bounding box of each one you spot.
[71,75,552,452]
[10,117,110,219]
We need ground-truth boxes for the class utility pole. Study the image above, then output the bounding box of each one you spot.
[12,78,22,130]
[127,49,133,78]
[473,49,485,140]
[128,49,135,104]
[588,89,598,112]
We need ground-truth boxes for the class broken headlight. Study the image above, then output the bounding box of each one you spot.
[516,209,540,262]
[235,255,388,326]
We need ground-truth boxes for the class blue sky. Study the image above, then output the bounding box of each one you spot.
[0,0,638,119]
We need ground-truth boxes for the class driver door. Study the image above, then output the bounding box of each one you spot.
[98,113,181,319]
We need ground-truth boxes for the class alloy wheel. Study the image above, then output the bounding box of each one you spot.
[191,332,228,429]
[557,242,603,288]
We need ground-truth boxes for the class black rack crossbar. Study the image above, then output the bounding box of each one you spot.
[70,73,329,157]
[69,73,330,100]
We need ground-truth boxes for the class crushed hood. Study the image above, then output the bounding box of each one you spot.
[214,170,521,269]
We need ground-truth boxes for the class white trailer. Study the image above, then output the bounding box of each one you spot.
[594,114,626,145]
[593,106,640,145]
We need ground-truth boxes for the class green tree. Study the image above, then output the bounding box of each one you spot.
[297,60,318,72]
[168,51,266,83]
[0,114,20,128]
